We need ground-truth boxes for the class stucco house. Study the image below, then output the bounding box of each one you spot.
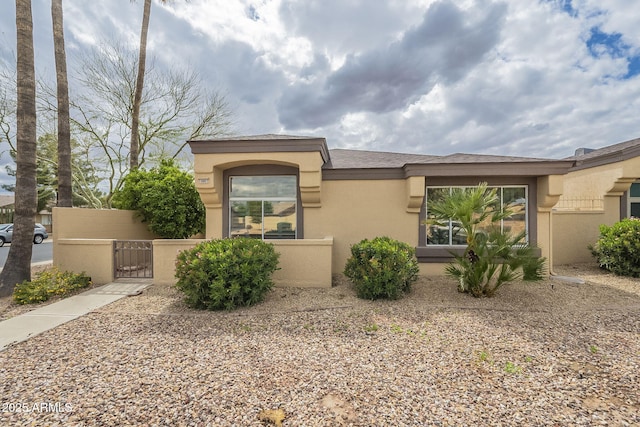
[188,134,573,280]
[53,134,640,287]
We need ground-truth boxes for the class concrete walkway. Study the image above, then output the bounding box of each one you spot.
[0,280,151,352]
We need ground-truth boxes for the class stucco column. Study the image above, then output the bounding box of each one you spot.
[537,175,564,273]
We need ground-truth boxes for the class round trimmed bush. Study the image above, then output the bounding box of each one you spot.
[175,238,280,310]
[589,218,640,277]
[344,236,419,300]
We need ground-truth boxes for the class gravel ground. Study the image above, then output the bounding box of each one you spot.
[1,263,639,426]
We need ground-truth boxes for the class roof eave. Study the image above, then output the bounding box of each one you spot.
[570,145,640,171]
[188,137,331,164]
[404,161,575,177]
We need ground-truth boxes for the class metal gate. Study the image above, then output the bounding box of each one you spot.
[113,240,153,279]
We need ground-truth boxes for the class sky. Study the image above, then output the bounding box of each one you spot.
[1,0,640,174]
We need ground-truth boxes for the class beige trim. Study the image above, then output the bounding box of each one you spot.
[406,176,425,213]
[607,177,636,196]
[537,175,564,212]
[193,152,325,210]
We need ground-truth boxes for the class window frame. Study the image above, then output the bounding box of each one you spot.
[222,165,303,239]
[628,182,640,218]
[417,178,538,263]
[424,185,529,247]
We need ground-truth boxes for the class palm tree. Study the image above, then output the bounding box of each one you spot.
[130,0,152,171]
[0,0,38,297]
[427,183,545,297]
[131,0,169,171]
[52,0,72,207]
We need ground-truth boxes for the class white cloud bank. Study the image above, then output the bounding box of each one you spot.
[1,0,639,161]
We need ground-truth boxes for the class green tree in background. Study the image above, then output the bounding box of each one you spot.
[3,133,104,209]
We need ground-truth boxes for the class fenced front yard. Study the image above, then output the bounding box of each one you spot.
[52,207,333,287]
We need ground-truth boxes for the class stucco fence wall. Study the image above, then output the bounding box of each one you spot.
[552,212,603,265]
[52,207,333,287]
[552,195,620,265]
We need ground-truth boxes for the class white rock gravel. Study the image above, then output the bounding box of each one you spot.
[1,263,639,426]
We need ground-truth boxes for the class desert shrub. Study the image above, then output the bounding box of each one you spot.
[445,229,545,297]
[344,236,419,300]
[175,238,280,310]
[13,268,92,305]
[112,159,205,239]
[589,218,640,277]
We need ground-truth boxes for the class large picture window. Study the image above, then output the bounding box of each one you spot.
[229,175,297,239]
[425,186,528,245]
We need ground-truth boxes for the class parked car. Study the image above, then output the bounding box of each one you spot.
[0,223,49,247]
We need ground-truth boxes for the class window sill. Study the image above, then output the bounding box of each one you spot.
[416,245,541,263]
[415,246,464,263]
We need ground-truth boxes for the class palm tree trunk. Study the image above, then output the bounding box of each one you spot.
[52,0,72,207]
[130,0,151,171]
[0,0,37,297]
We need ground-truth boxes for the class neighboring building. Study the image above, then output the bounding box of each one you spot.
[0,194,52,231]
[188,135,575,276]
[553,137,640,265]
[0,194,15,223]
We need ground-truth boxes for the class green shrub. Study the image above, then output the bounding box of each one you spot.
[174,238,280,310]
[13,268,92,305]
[589,218,640,277]
[112,159,205,239]
[344,236,419,300]
[445,229,545,297]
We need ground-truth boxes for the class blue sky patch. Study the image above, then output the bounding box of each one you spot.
[559,0,577,17]
[627,56,640,79]
[587,27,640,79]
[544,0,578,17]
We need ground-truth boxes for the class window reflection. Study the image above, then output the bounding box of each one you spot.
[229,176,297,239]
[426,186,528,245]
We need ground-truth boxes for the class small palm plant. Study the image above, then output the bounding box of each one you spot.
[427,183,545,297]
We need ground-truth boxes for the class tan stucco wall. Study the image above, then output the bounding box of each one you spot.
[553,196,622,265]
[561,156,640,206]
[53,207,157,240]
[53,208,157,284]
[198,174,564,276]
[271,237,333,287]
[552,212,604,265]
[562,166,624,200]
[56,239,114,284]
[536,175,564,270]
[152,239,206,285]
[153,237,334,288]
[304,179,421,274]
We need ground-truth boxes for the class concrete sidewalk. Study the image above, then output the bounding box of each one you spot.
[0,280,151,352]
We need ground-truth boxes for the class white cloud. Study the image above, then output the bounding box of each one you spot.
[0,0,639,170]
